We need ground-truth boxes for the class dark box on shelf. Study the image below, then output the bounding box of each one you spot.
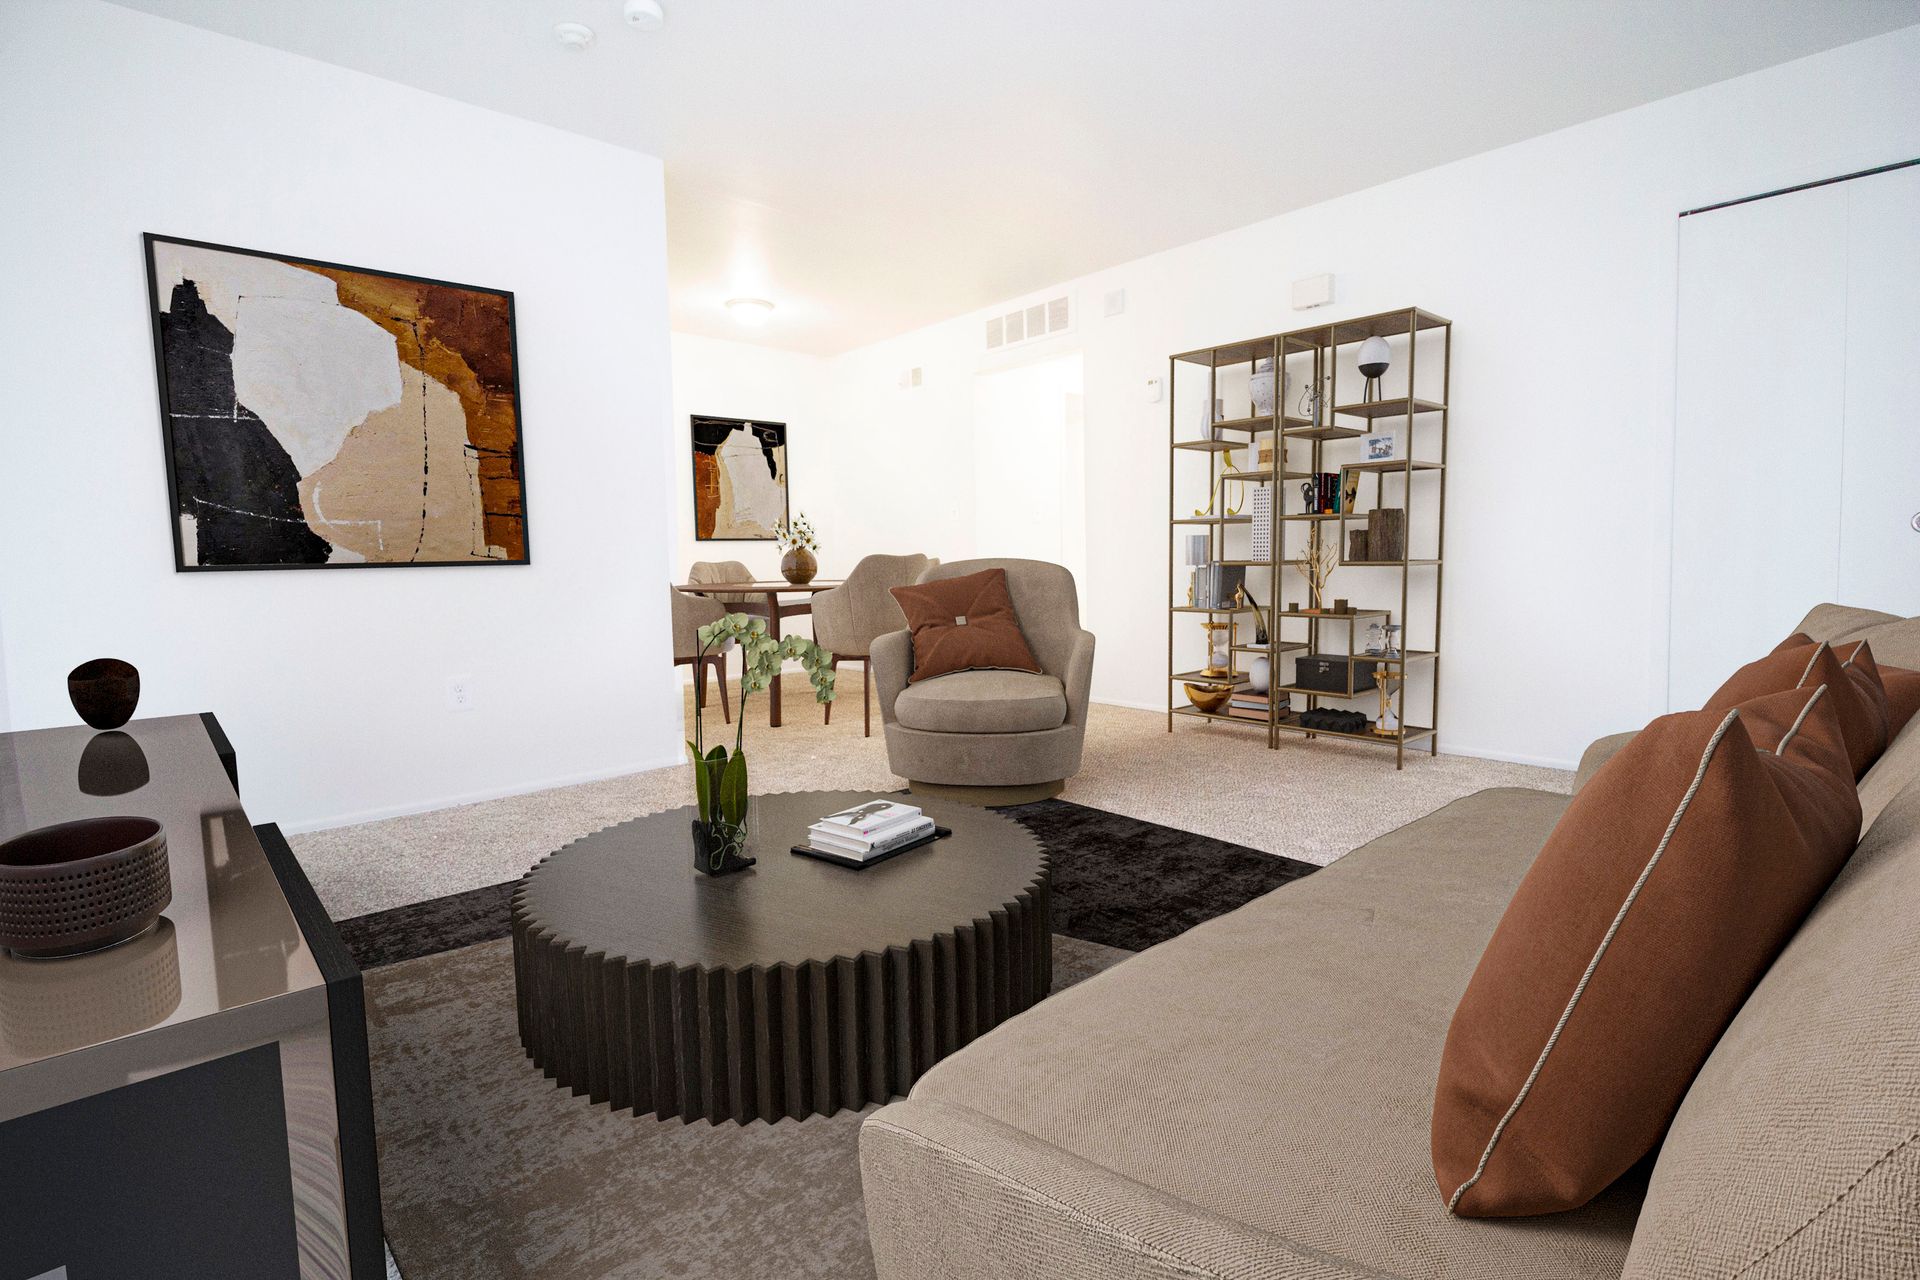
[1293,654,1380,694]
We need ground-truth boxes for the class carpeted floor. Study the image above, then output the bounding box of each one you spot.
[294,677,1569,919]
[351,797,1310,1279]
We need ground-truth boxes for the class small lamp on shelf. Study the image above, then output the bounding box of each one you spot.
[1357,336,1391,404]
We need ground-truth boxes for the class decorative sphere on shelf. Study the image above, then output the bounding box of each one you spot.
[1246,656,1271,693]
[1357,336,1391,378]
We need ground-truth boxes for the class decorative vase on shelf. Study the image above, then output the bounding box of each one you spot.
[1246,656,1271,693]
[780,546,817,585]
[687,614,836,876]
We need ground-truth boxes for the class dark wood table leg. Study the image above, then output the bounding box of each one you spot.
[766,592,785,727]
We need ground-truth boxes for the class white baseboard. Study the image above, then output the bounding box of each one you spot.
[1430,741,1578,772]
[278,752,685,835]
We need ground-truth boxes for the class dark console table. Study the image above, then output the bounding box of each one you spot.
[0,714,382,1280]
[513,790,1051,1124]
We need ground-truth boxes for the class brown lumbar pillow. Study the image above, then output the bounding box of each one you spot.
[1432,684,1861,1217]
[891,568,1041,685]
[1705,638,1889,776]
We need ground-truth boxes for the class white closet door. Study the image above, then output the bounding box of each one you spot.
[1838,165,1920,614]
[1670,184,1849,708]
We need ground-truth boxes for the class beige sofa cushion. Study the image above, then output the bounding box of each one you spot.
[893,670,1067,734]
[873,788,1642,1280]
[1624,776,1920,1279]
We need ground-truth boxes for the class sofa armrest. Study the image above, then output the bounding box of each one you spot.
[1573,731,1638,793]
[861,1098,1390,1280]
[1060,628,1095,727]
[872,629,912,725]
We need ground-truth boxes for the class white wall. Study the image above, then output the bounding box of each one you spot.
[671,331,979,587]
[0,0,683,830]
[812,25,1920,769]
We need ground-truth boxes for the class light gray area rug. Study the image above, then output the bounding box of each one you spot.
[369,934,1131,1280]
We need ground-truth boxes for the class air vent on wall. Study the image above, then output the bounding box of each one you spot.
[986,293,1073,353]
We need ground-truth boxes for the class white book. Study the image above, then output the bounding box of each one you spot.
[808,817,935,859]
[811,800,924,843]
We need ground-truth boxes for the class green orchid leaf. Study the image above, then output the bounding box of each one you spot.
[718,750,748,824]
[691,744,713,820]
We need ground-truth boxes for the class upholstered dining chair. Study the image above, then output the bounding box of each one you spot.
[872,558,1094,803]
[669,585,732,723]
[810,553,934,736]
[688,559,753,604]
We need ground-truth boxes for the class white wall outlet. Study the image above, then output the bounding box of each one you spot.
[1291,273,1334,310]
[1104,288,1127,317]
[1145,376,1164,403]
[447,676,477,712]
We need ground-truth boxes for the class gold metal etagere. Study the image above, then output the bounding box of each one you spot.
[1165,307,1450,769]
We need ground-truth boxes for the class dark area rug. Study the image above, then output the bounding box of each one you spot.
[336,798,1317,969]
[343,799,1317,1279]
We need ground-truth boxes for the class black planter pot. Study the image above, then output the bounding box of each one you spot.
[691,819,756,876]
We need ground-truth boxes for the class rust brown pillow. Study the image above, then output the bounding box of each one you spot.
[891,568,1041,685]
[1706,638,1889,776]
[1433,684,1861,1217]
[1883,666,1920,739]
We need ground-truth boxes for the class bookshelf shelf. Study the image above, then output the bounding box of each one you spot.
[1166,306,1450,768]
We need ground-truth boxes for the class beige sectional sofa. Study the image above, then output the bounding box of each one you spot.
[860,604,1920,1280]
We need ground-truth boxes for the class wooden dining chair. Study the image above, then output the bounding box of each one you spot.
[809,554,933,735]
[670,585,731,722]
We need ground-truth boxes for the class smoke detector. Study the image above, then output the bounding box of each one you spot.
[554,22,595,50]
[624,0,666,29]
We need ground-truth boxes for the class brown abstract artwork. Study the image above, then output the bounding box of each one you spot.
[146,234,529,569]
[692,415,787,540]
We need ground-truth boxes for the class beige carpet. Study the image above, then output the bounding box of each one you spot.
[369,933,1132,1280]
[296,674,1569,918]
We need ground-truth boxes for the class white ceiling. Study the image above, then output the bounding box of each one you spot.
[110,0,1919,355]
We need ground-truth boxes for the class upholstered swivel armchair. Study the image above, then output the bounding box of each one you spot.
[872,558,1095,803]
[670,586,734,722]
[812,553,934,736]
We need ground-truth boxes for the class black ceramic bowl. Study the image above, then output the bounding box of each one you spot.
[0,816,171,958]
[68,658,141,730]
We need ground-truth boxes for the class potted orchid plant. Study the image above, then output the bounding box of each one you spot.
[688,613,836,874]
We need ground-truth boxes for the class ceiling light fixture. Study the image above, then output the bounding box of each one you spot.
[725,297,775,327]
[554,21,595,50]
[623,0,666,30]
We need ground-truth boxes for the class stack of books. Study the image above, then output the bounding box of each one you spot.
[801,800,936,864]
[1226,690,1292,722]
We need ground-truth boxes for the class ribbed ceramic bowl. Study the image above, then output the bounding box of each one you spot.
[0,816,171,958]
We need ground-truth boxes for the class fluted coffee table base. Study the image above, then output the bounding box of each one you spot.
[512,791,1050,1124]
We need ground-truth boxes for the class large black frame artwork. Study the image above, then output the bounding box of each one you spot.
[144,233,531,571]
[691,414,789,541]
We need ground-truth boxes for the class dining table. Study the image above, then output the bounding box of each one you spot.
[672,579,844,727]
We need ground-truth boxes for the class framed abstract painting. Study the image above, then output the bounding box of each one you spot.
[691,414,788,540]
[144,233,530,570]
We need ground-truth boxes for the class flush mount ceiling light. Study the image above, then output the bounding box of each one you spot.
[623,0,666,30]
[725,297,775,326]
[554,21,595,50]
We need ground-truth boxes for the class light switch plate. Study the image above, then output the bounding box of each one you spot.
[1291,273,1334,309]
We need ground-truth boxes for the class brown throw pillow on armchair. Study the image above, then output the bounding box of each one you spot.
[1432,684,1861,1217]
[891,568,1041,685]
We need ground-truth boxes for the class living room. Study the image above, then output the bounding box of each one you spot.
[1,2,1917,1278]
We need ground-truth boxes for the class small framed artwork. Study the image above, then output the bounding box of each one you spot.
[1363,431,1399,463]
[145,233,529,570]
[692,415,788,540]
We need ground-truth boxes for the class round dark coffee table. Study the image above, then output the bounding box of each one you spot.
[511,790,1050,1124]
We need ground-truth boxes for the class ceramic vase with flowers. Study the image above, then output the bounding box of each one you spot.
[687,614,836,874]
[772,512,820,585]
